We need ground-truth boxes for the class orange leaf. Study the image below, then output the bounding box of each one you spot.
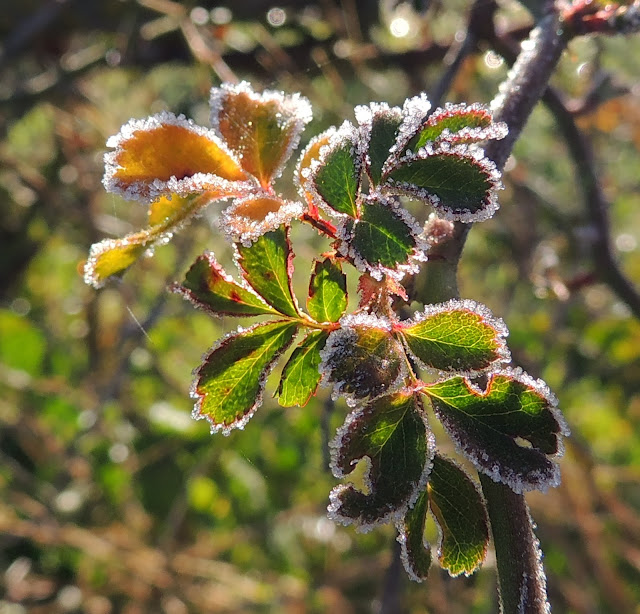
[104,112,248,202]
[210,82,312,189]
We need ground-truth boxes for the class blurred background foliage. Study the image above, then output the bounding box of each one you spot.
[1,1,639,612]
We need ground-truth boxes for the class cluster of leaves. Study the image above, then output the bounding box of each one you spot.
[85,82,568,581]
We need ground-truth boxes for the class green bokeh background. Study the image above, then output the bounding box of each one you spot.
[1,2,639,612]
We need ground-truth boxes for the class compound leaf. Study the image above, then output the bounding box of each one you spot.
[307,258,347,323]
[428,455,489,576]
[277,330,328,407]
[424,370,568,493]
[399,300,510,373]
[171,252,278,317]
[236,227,300,318]
[329,391,434,529]
[192,321,298,434]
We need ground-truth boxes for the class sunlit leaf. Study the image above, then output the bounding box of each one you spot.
[309,122,361,218]
[407,104,507,152]
[307,257,347,323]
[103,112,249,202]
[428,455,489,576]
[296,129,336,209]
[171,252,278,317]
[210,81,313,188]
[383,150,502,223]
[340,195,424,281]
[219,193,304,244]
[399,299,510,373]
[424,369,569,493]
[396,489,432,582]
[329,391,434,529]
[192,321,298,435]
[277,330,328,407]
[236,227,300,318]
[84,192,225,288]
[320,315,405,403]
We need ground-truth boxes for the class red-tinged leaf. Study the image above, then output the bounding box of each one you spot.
[320,314,405,403]
[277,330,328,407]
[103,112,249,203]
[424,369,569,493]
[328,391,434,529]
[406,103,507,152]
[307,258,347,323]
[192,321,298,435]
[236,226,300,318]
[210,81,313,188]
[398,299,510,374]
[171,252,279,317]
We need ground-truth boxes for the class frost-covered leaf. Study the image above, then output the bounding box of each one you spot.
[308,122,361,218]
[428,455,489,577]
[339,195,425,281]
[103,112,249,203]
[171,252,278,317]
[355,103,402,187]
[320,314,405,403]
[236,227,299,318]
[277,330,328,407]
[406,104,507,153]
[396,489,432,582]
[295,129,336,210]
[328,391,434,529]
[399,300,510,374]
[425,369,569,493]
[383,149,502,223]
[210,81,312,189]
[307,258,347,323]
[219,193,304,244]
[84,193,223,288]
[192,321,298,435]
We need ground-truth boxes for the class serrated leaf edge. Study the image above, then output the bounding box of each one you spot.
[190,320,298,436]
[398,298,511,376]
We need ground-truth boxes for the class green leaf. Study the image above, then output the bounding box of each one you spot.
[171,252,279,317]
[192,321,298,434]
[320,316,405,402]
[0,309,46,376]
[428,455,489,577]
[307,258,347,323]
[277,330,328,407]
[311,123,360,217]
[360,104,402,186]
[329,391,434,529]
[396,489,432,582]
[408,104,496,152]
[236,227,300,318]
[399,300,509,373]
[344,195,422,278]
[383,152,501,222]
[424,369,568,493]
